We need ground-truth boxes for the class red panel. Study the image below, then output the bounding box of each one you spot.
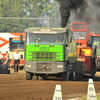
[20,60,24,65]
[13,37,25,41]
[9,33,25,36]
[2,53,7,59]
[70,22,88,31]
[0,37,9,48]
[75,40,87,47]
[97,46,100,49]
[83,58,91,71]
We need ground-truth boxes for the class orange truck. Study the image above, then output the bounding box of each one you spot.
[0,33,25,68]
[70,22,96,77]
[9,36,25,68]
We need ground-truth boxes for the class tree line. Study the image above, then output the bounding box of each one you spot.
[0,0,61,32]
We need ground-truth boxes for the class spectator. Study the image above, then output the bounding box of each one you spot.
[5,51,9,59]
[4,51,11,68]
[0,51,3,60]
[13,49,21,72]
[0,51,3,65]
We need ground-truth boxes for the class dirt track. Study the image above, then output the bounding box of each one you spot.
[1,68,100,100]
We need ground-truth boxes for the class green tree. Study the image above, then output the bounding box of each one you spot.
[23,0,51,28]
[0,0,51,32]
[0,0,26,32]
[49,0,61,27]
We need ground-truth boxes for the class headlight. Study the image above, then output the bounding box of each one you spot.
[57,65,63,68]
[25,65,31,67]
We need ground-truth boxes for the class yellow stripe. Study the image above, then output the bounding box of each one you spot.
[75,52,76,56]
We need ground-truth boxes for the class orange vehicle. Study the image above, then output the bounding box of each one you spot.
[9,36,25,68]
[0,33,25,65]
[70,22,96,77]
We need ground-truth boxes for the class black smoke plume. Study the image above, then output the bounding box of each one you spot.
[56,0,100,33]
[56,0,88,27]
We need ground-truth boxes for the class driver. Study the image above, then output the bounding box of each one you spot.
[78,33,85,39]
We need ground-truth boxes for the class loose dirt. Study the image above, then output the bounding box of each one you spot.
[0,68,100,100]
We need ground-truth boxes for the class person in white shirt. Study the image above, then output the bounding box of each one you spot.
[13,49,21,72]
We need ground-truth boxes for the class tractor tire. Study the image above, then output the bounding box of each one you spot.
[25,71,32,80]
[91,74,95,79]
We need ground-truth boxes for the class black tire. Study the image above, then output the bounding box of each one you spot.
[25,71,32,80]
[61,64,69,81]
[61,72,66,81]
[91,74,95,79]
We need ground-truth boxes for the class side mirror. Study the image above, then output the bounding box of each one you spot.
[20,35,23,43]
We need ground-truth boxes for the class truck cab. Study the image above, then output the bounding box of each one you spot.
[24,27,77,81]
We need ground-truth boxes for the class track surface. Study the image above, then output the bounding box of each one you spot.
[0,69,100,100]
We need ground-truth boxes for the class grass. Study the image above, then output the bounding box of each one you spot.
[97,96,100,100]
[81,95,100,100]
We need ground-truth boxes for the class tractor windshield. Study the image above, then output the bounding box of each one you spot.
[72,31,86,40]
[92,36,100,49]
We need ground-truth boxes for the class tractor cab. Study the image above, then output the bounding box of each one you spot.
[90,34,100,69]
[70,22,91,57]
[70,22,89,47]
